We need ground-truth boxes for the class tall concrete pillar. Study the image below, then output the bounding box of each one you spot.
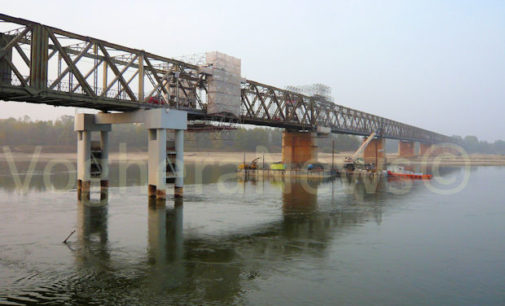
[77,130,91,197]
[363,138,386,170]
[99,130,110,189]
[419,143,432,156]
[398,140,415,157]
[148,128,167,199]
[281,130,317,169]
[75,113,111,199]
[174,129,184,198]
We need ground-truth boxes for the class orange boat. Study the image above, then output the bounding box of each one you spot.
[387,170,432,180]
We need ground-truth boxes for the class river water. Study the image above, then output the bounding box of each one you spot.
[0,161,504,305]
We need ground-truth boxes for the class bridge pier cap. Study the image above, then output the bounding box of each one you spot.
[94,109,187,130]
[74,109,187,135]
[74,113,112,132]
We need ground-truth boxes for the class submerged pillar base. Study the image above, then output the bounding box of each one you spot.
[77,180,91,200]
[100,180,109,199]
[148,184,156,198]
[281,130,317,169]
[148,184,166,200]
[156,189,166,200]
[77,180,91,192]
[174,186,183,198]
[100,180,109,189]
[363,138,386,170]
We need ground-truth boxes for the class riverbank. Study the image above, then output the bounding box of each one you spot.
[1,150,504,166]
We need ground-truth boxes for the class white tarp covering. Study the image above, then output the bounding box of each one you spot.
[205,52,241,116]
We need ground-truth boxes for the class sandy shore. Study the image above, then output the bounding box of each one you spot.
[1,150,505,166]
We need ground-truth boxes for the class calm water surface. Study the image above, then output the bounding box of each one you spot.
[0,162,504,305]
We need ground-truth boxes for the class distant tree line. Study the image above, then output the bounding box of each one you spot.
[451,135,505,155]
[1,116,502,155]
[0,116,360,153]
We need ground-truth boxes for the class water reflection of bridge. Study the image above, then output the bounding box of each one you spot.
[69,175,430,304]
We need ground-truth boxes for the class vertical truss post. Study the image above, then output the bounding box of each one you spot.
[310,98,315,125]
[57,53,62,91]
[138,54,144,101]
[30,24,48,90]
[93,43,98,94]
[0,33,13,84]
[102,60,107,96]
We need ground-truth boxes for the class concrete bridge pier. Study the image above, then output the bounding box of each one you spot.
[363,137,386,170]
[99,130,110,191]
[76,129,91,199]
[93,108,187,200]
[281,130,317,169]
[148,128,167,199]
[146,126,185,200]
[174,129,184,198]
[398,140,415,158]
[419,143,432,156]
[75,114,111,199]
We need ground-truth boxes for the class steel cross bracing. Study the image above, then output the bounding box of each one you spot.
[0,14,449,143]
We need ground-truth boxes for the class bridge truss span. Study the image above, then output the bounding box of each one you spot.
[0,13,450,143]
[240,80,448,143]
[0,13,206,112]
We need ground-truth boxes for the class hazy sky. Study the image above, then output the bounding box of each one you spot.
[1,0,504,141]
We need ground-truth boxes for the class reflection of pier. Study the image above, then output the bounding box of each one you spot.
[75,190,110,267]
[147,198,184,265]
[70,177,393,302]
[67,167,469,303]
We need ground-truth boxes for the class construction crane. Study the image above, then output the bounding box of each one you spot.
[343,132,376,171]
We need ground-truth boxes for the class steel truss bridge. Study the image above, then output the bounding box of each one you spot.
[0,14,449,143]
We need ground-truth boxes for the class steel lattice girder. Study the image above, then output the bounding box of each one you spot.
[239,80,449,143]
[0,13,449,143]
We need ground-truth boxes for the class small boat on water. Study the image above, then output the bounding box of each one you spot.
[387,166,432,180]
[387,171,432,180]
